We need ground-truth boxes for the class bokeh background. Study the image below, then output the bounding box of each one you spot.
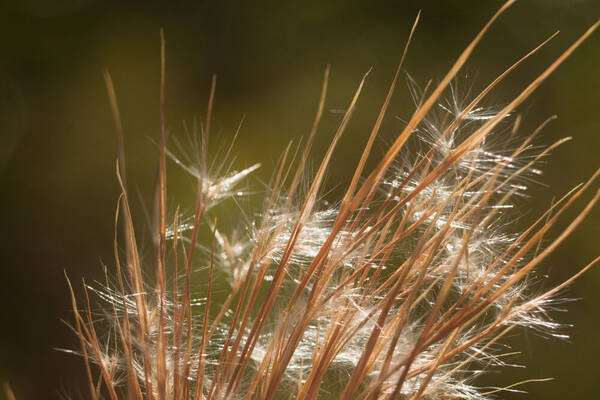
[1,0,598,399]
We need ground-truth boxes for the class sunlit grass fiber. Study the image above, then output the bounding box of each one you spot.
[66,1,599,399]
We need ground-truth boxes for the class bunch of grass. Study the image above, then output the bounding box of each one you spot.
[66,1,599,399]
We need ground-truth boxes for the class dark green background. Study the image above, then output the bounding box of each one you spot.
[1,0,598,398]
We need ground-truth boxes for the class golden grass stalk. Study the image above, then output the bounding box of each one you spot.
[67,1,599,399]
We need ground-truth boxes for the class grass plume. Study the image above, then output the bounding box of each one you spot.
[66,2,599,399]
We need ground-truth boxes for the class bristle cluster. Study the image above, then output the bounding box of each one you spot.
[66,2,599,399]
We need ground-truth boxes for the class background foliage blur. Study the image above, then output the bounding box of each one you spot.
[0,0,598,398]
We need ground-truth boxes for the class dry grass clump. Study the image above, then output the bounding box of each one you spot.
[66,1,599,399]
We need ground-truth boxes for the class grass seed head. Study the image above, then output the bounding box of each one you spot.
[66,2,599,399]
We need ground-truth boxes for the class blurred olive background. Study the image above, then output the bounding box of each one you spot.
[0,0,598,399]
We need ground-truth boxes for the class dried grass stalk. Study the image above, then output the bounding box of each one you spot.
[66,2,599,399]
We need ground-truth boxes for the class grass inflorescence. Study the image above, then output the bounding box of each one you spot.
[66,2,599,399]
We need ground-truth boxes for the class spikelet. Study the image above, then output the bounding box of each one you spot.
[66,2,599,399]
